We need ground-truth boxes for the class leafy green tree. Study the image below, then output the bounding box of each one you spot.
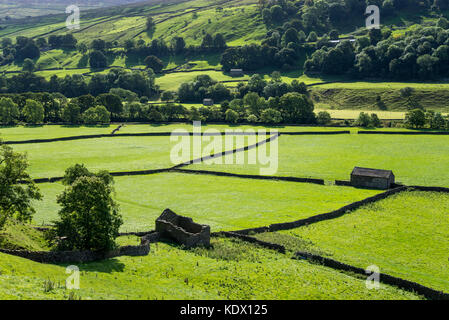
[213,33,227,49]
[61,102,81,124]
[243,92,261,116]
[171,37,186,54]
[0,144,42,229]
[246,114,258,123]
[225,109,239,123]
[262,8,272,24]
[201,34,214,49]
[307,31,318,42]
[370,113,382,127]
[96,93,123,117]
[405,109,426,129]
[0,97,19,125]
[161,91,175,102]
[146,16,156,33]
[22,58,35,72]
[260,108,282,124]
[61,164,113,186]
[329,29,339,40]
[279,92,315,123]
[82,106,110,125]
[316,111,331,125]
[22,99,44,124]
[144,55,164,73]
[89,50,108,68]
[355,112,372,127]
[51,174,122,251]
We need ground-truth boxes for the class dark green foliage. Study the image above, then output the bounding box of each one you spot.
[51,172,122,251]
[0,144,42,230]
[89,50,108,68]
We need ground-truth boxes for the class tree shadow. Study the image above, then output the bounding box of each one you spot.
[77,54,89,68]
[72,258,126,273]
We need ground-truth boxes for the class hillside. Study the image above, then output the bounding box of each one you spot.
[0,0,449,116]
[0,0,145,20]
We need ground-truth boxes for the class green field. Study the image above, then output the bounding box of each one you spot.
[1,0,449,299]
[259,191,449,292]
[0,237,420,300]
[33,173,380,232]
[0,122,446,300]
[187,134,449,187]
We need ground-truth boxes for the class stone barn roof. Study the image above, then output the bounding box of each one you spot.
[351,167,394,179]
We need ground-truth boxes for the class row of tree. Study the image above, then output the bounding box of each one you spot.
[0,68,159,98]
[305,19,449,79]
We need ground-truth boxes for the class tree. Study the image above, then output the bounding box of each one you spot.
[0,144,42,229]
[270,5,284,21]
[89,50,108,69]
[355,112,372,127]
[225,109,239,123]
[329,29,339,40]
[279,92,315,123]
[171,37,186,54]
[51,173,122,251]
[262,8,272,24]
[82,106,110,125]
[91,39,106,51]
[144,55,164,73]
[247,114,258,123]
[96,93,123,117]
[0,98,19,125]
[61,102,81,124]
[213,33,227,49]
[201,34,214,49]
[61,163,113,186]
[22,58,35,72]
[281,28,299,46]
[316,111,331,125]
[161,91,175,102]
[370,113,382,127]
[260,108,282,123]
[22,99,44,124]
[307,31,318,42]
[243,92,261,115]
[405,109,426,128]
[146,16,156,33]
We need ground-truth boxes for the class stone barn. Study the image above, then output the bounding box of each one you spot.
[230,69,244,77]
[203,98,214,106]
[350,167,395,190]
[155,209,210,248]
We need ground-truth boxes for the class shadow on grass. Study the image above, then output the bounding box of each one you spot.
[76,258,126,273]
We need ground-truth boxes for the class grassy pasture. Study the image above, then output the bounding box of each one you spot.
[187,134,449,187]
[33,173,380,232]
[311,87,449,113]
[156,70,250,91]
[10,132,271,178]
[0,237,420,300]
[0,125,115,141]
[263,191,449,292]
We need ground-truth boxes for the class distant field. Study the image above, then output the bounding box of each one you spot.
[269,191,449,292]
[11,133,271,178]
[187,134,449,187]
[0,237,419,300]
[0,125,115,141]
[33,172,380,232]
[156,70,249,90]
[311,87,449,113]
